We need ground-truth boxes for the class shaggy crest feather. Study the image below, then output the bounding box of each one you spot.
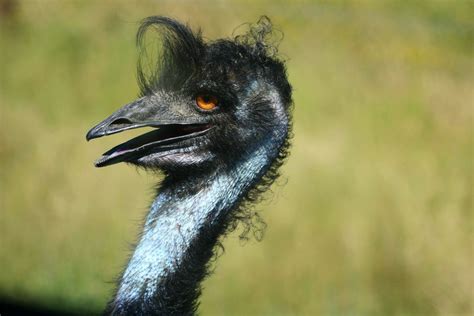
[136,16,205,95]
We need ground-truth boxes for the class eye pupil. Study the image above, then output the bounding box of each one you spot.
[196,94,218,110]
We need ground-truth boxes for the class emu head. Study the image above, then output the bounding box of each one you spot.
[87,16,292,173]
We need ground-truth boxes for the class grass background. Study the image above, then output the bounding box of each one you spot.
[0,0,472,315]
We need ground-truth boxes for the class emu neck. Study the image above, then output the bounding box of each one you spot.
[110,144,278,315]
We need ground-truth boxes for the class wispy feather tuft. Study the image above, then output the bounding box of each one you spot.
[136,16,205,96]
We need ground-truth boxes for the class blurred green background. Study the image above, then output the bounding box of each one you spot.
[0,0,472,315]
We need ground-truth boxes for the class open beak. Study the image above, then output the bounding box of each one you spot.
[86,97,211,167]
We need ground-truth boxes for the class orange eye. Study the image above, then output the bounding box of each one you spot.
[196,94,218,111]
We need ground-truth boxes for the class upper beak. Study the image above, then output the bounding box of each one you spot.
[87,97,186,141]
[87,97,148,141]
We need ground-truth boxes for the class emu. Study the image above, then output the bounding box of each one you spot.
[86,16,293,315]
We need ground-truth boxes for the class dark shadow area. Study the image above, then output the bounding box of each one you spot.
[0,298,100,316]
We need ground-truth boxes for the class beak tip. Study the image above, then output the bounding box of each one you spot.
[86,127,102,141]
[86,130,93,141]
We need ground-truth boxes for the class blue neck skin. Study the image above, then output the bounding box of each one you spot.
[109,138,284,315]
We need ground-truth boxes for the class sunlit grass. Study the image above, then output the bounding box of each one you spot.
[1,1,472,315]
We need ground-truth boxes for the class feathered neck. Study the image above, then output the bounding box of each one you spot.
[107,136,285,315]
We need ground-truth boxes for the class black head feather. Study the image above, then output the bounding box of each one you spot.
[135,16,291,108]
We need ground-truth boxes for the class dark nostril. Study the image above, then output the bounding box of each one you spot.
[107,117,135,132]
[110,117,133,126]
